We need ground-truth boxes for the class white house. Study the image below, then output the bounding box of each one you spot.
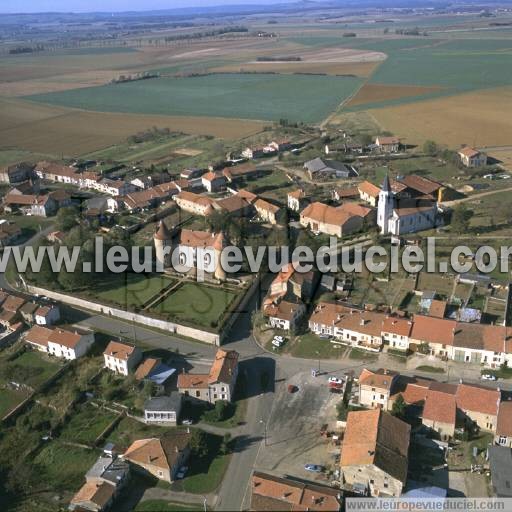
[263,299,306,332]
[381,316,413,351]
[35,305,60,326]
[458,147,487,168]
[103,340,142,376]
[287,189,306,212]
[144,393,182,425]
[47,328,95,360]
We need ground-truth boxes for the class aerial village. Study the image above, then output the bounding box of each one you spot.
[1,123,512,511]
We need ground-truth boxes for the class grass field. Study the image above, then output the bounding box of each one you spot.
[5,350,62,388]
[90,273,175,309]
[58,403,117,445]
[0,387,28,418]
[34,441,100,491]
[26,73,363,123]
[150,283,237,328]
[135,501,203,512]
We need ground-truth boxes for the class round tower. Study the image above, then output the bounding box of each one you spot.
[154,220,172,270]
[213,232,226,282]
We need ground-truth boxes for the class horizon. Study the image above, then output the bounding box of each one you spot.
[0,0,300,15]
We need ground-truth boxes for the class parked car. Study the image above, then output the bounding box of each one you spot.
[328,377,343,385]
[481,373,497,381]
[176,466,188,479]
[304,464,324,473]
[288,384,298,393]
[319,334,331,340]
[182,419,193,425]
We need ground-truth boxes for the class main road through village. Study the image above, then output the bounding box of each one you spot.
[1,227,510,510]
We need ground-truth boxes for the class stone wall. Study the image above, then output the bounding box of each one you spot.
[27,285,221,345]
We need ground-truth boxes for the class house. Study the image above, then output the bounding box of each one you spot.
[0,221,22,248]
[340,409,410,497]
[309,302,384,351]
[9,179,40,195]
[35,161,79,184]
[35,304,60,325]
[221,163,260,183]
[422,386,458,440]
[122,433,191,483]
[201,171,227,193]
[242,147,265,159]
[144,393,182,425]
[24,324,53,352]
[358,368,398,410]
[178,349,239,404]
[175,191,216,216]
[251,471,342,511]
[300,202,373,238]
[488,446,512,497]
[381,316,413,351]
[0,162,34,184]
[266,263,317,303]
[69,481,116,511]
[263,298,306,332]
[400,175,443,201]
[495,401,512,448]
[96,178,134,197]
[375,136,400,153]
[458,147,487,168]
[378,176,437,236]
[0,294,25,329]
[358,181,381,207]
[268,139,293,152]
[47,327,95,360]
[304,157,357,180]
[19,302,39,324]
[287,189,306,212]
[216,192,254,217]
[103,340,142,376]
[332,186,359,202]
[455,383,500,432]
[180,168,204,180]
[3,193,56,217]
[409,314,455,356]
[135,357,176,393]
[254,197,282,225]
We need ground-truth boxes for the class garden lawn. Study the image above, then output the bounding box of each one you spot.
[59,403,117,445]
[7,350,61,388]
[135,500,204,512]
[150,283,237,329]
[289,333,345,359]
[91,273,174,308]
[181,434,230,494]
[107,417,171,450]
[26,73,363,124]
[34,441,100,491]
[0,387,28,418]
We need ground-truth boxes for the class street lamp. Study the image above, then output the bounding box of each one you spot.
[201,496,207,512]
[259,419,268,447]
[316,350,320,374]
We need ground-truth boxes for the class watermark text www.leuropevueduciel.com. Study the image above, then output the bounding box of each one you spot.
[1,236,510,280]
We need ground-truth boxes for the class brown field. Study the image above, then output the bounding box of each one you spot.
[346,83,442,106]
[367,86,512,147]
[174,148,203,156]
[0,98,265,156]
[212,60,379,77]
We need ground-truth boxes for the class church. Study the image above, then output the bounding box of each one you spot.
[377,175,437,236]
[153,220,226,280]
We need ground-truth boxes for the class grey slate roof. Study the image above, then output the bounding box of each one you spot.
[144,392,182,412]
[489,445,512,497]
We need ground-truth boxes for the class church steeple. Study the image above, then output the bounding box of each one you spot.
[377,174,394,235]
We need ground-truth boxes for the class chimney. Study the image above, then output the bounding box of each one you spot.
[175,446,179,453]
[187,427,190,434]
[360,319,365,326]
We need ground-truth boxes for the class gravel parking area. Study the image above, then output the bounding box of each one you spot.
[254,369,343,483]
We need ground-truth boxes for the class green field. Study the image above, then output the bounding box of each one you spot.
[34,442,100,491]
[150,283,237,328]
[89,273,175,308]
[58,403,117,445]
[4,350,61,388]
[25,73,363,123]
[0,387,28,418]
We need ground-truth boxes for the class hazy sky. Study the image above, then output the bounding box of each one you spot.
[1,0,293,14]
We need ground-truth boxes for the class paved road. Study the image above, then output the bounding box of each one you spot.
[1,229,511,510]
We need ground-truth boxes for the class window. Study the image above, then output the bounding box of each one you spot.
[195,391,200,398]
[499,436,507,446]
[380,394,385,400]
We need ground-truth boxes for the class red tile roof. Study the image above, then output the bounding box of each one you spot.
[456,383,500,416]
[423,389,457,425]
[497,401,512,437]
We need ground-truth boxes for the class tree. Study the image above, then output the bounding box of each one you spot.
[189,430,209,458]
[451,204,473,234]
[56,206,79,231]
[423,140,438,156]
[391,394,407,419]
